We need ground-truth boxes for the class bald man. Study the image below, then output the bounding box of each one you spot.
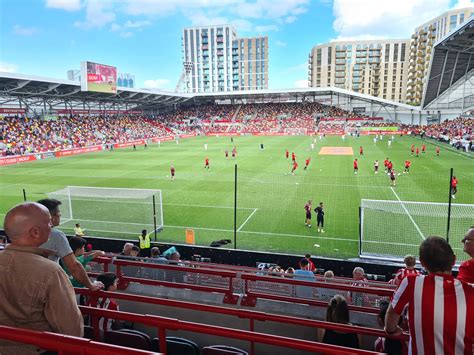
[0,203,83,354]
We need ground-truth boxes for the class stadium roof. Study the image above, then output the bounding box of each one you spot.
[0,72,417,114]
[0,72,193,112]
[422,18,474,110]
[190,86,417,110]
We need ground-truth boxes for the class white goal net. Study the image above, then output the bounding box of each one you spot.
[360,199,474,262]
[48,186,163,237]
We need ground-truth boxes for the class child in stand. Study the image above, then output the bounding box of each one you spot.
[65,236,104,288]
[96,272,123,333]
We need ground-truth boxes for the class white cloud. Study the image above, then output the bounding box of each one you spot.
[74,0,115,29]
[332,0,454,40]
[120,31,133,38]
[231,0,309,20]
[124,20,152,28]
[254,24,279,32]
[13,25,39,36]
[143,78,171,89]
[452,0,474,9]
[294,79,308,88]
[110,20,151,37]
[230,19,254,32]
[275,40,287,47]
[70,0,311,36]
[46,0,81,11]
[0,62,19,73]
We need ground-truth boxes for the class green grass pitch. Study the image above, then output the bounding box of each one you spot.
[1,135,472,261]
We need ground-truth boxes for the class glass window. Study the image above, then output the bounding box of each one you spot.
[450,15,457,30]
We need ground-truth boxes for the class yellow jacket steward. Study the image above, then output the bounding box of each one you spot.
[139,234,151,249]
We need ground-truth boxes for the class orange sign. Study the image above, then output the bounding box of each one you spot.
[186,229,195,245]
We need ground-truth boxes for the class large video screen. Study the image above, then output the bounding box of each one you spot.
[81,61,117,94]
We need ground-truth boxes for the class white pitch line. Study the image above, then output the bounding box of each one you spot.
[58,198,255,210]
[237,208,258,232]
[164,224,358,243]
[390,187,425,240]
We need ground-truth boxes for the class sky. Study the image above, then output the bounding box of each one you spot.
[0,0,472,91]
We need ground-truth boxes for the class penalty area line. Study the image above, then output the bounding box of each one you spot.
[390,187,425,240]
[237,208,258,232]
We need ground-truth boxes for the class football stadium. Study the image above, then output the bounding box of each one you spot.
[0,3,473,355]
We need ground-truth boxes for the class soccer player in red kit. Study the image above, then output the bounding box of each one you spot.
[285,149,289,160]
[225,150,229,158]
[451,175,458,199]
[204,158,210,169]
[384,158,389,173]
[232,146,237,158]
[291,161,298,175]
[304,200,312,227]
[410,144,415,156]
[170,165,175,180]
[359,146,363,156]
[353,159,358,174]
[304,157,310,170]
[422,144,426,153]
[404,160,411,173]
[415,147,419,157]
[291,152,296,162]
[387,161,393,173]
[436,146,440,156]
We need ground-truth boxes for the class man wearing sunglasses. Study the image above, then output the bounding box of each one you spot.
[457,226,474,284]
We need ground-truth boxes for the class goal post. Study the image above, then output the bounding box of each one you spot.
[359,199,474,262]
[48,186,163,239]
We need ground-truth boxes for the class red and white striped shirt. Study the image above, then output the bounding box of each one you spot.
[393,268,421,286]
[391,274,474,355]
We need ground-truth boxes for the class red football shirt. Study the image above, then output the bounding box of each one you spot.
[451,178,457,188]
[293,162,298,169]
[457,259,474,284]
[305,159,310,165]
[391,274,474,355]
[353,160,358,168]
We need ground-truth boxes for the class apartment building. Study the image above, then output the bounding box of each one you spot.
[308,39,410,102]
[182,25,268,93]
[406,7,473,105]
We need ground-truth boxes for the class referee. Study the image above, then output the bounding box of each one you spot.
[315,202,325,233]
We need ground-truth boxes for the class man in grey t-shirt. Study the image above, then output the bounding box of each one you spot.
[38,199,103,291]
[41,228,72,263]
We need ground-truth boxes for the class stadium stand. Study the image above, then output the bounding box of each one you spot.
[1,103,472,156]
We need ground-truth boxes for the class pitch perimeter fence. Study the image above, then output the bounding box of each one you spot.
[20,166,473,261]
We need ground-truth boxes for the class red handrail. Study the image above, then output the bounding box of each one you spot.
[0,325,159,355]
[79,306,383,355]
[75,288,408,342]
[241,273,394,296]
[92,256,394,311]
